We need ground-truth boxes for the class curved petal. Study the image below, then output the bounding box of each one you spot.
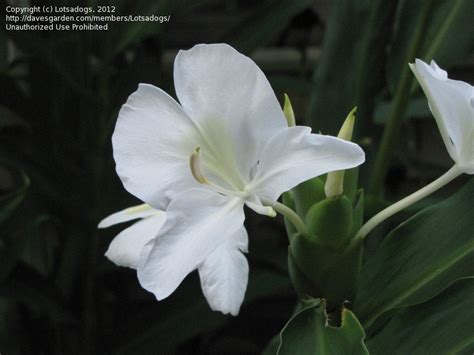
[105,213,166,269]
[174,43,287,184]
[112,84,201,210]
[137,188,245,300]
[249,126,365,201]
[410,59,474,165]
[98,204,157,228]
[198,227,249,316]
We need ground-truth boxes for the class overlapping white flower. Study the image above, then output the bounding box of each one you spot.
[105,43,365,315]
[356,60,474,240]
[409,59,474,174]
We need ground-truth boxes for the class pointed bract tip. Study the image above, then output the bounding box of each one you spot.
[337,107,356,141]
[283,93,296,127]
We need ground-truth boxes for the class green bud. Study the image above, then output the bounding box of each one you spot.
[337,106,356,141]
[292,177,326,222]
[306,195,354,249]
[287,190,365,304]
[324,107,357,198]
[283,93,296,127]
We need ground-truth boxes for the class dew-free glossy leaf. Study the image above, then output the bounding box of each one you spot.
[278,299,368,355]
[354,178,474,330]
[367,278,474,354]
[221,0,313,54]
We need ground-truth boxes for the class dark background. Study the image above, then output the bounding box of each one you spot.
[1,0,473,354]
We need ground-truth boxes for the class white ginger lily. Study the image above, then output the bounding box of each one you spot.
[356,60,474,240]
[409,59,474,174]
[105,43,365,315]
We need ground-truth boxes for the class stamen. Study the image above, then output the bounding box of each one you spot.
[125,204,152,214]
[189,147,208,184]
[189,147,249,198]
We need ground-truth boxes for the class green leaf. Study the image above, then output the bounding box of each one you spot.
[221,0,313,53]
[367,278,474,354]
[307,0,398,136]
[110,0,210,58]
[0,265,76,324]
[0,105,31,131]
[0,170,29,225]
[20,215,59,277]
[262,334,281,355]
[353,178,474,330]
[387,0,474,94]
[278,299,369,355]
[373,97,431,124]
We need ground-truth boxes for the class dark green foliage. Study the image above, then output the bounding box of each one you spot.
[353,178,474,332]
[1,0,473,354]
[1,1,308,353]
[278,299,369,355]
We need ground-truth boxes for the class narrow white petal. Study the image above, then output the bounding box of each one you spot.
[98,204,158,228]
[174,43,287,183]
[112,84,201,209]
[410,59,474,166]
[249,126,365,201]
[105,213,166,269]
[198,227,249,316]
[137,189,245,301]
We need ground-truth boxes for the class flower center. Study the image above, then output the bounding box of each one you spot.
[189,147,277,217]
[189,147,249,198]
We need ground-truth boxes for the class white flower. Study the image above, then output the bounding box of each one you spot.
[410,59,474,174]
[111,43,365,315]
[99,203,249,316]
[98,204,166,269]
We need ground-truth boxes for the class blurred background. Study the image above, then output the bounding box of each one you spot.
[1,0,473,354]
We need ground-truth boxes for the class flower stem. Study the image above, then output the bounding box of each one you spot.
[356,165,462,240]
[263,198,309,237]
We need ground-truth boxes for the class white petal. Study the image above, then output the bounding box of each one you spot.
[429,60,448,80]
[105,213,166,269]
[137,188,245,300]
[98,204,158,228]
[112,84,201,209]
[174,43,287,184]
[410,59,474,165]
[198,227,249,316]
[249,126,365,201]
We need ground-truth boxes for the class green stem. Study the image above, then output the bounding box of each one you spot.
[263,198,309,237]
[370,0,434,195]
[357,165,461,240]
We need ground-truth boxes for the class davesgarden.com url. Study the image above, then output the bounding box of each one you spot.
[7,14,171,24]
